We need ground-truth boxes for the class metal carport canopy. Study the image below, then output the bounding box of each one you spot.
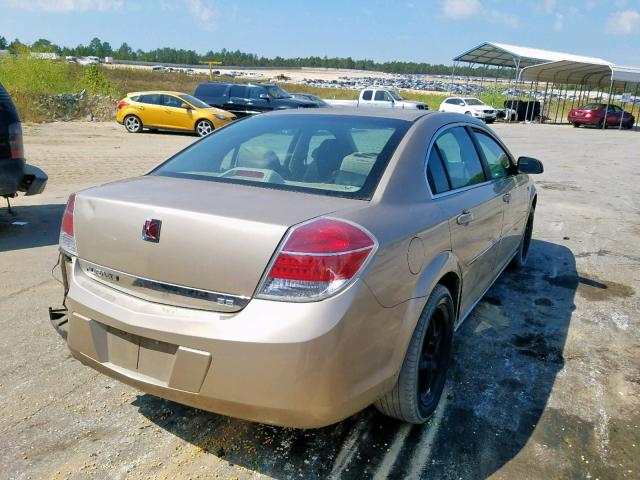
[453,42,608,68]
[520,60,640,88]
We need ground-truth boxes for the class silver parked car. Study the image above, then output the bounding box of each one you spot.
[52,108,543,428]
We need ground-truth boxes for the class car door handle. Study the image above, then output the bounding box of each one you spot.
[503,193,512,203]
[456,210,474,225]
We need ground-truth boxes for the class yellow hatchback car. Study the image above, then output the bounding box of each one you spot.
[116,91,235,137]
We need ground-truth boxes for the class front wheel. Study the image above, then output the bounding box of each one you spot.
[123,115,142,133]
[464,111,472,116]
[375,284,454,424]
[195,119,214,137]
[572,122,580,128]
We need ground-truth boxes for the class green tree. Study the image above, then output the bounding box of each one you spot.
[8,38,29,55]
[0,36,7,49]
[115,42,134,60]
[31,38,60,53]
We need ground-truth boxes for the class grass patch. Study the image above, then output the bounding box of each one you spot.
[0,57,119,121]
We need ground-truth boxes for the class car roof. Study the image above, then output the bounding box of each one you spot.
[267,107,435,122]
[128,91,189,97]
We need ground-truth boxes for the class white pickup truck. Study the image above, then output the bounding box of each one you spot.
[326,88,429,110]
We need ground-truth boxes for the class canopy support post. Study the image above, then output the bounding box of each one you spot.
[553,83,563,124]
[560,84,569,124]
[631,83,640,129]
[570,84,582,112]
[619,82,628,130]
[491,65,503,107]
[541,82,550,122]
[524,80,534,122]
[602,77,614,130]
[450,61,458,94]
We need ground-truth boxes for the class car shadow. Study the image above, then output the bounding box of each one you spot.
[0,203,65,252]
[143,129,199,137]
[133,239,578,479]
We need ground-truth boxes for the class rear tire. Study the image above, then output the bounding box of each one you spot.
[623,121,633,130]
[195,119,214,137]
[124,115,142,133]
[375,284,454,424]
[511,207,534,268]
[572,122,580,128]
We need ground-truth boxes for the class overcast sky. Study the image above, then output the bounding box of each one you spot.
[1,0,639,66]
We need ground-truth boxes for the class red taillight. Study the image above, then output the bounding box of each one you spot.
[117,100,128,110]
[282,218,374,253]
[8,122,24,159]
[59,193,77,255]
[257,218,376,301]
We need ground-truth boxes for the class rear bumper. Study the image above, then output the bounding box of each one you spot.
[568,115,598,124]
[0,157,25,196]
[61,256,404,428]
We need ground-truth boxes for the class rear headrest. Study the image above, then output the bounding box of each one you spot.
[335,152,377,187]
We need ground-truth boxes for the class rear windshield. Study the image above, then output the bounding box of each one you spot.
[152,114,410,200]
[179,94,210,109]
[195,83,227,96]
[581,103,604,110]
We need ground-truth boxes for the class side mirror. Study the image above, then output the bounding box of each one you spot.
[259,93,269,101]
[181,103,192,110]
[517,156,544,174]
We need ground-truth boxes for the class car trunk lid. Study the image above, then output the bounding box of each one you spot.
[73,175,361,312]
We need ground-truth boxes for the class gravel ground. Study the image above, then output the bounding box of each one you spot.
[0,121,638,480]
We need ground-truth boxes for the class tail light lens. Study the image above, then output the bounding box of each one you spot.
[117,100,128,110]
[257,218,377,301]
[8,122,24,159]
[59,193,77,256]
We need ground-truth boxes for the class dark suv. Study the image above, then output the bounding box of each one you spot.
[193,83,317,117]
[1,82,47,208]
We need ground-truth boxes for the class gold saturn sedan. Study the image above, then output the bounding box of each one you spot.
[52,108,543,428]
[116,91,235,136]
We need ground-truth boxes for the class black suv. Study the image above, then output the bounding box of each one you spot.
[0,82,47,208]
[193,83,318,117]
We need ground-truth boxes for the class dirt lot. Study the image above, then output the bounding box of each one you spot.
[1,121,638,480]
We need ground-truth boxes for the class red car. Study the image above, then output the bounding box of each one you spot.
[568,103,635,129]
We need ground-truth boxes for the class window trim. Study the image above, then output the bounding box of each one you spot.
[427,145,451,194]
[424,122,514,199]
[468,127,516,180]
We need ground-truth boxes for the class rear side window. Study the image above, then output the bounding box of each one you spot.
[139,94,161,105]
[229,85,247,98]
[427,148,450,194]
[195,83,227,97]
[249,86,267,99]
[362,90,373,101]
[434,127,485,189]
[473,130,511,179]
[152,114,410,200]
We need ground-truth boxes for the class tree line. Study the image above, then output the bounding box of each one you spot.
[0,36,510,78]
